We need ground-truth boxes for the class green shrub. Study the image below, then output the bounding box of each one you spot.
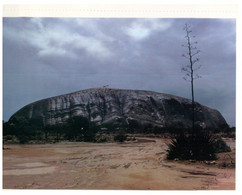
[167,131,217,161]
[4,135,14,141]
[96,138,107,143]
[114,130,127,142]
[17,135,30,144]
[212,136,231,153]
[3,135,18,143]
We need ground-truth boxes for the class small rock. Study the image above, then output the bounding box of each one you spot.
[210,161,217,165]
[204,160,216,165]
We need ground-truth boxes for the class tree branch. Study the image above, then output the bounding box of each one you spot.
[191,50,201,57]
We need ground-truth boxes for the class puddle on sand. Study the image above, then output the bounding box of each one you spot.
[3,166,56,176]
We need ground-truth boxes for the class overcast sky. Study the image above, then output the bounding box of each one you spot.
[3,18,236,126]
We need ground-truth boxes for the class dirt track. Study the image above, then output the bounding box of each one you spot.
[3,138,235,190]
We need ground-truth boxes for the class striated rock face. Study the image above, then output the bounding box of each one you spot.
[9,88,228,130]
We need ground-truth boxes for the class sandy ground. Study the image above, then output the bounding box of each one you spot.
[3,137,235,190]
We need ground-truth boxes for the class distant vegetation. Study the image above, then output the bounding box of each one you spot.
[3,115,234,145]
[114,130,127,142]
[3,116,99,144]
[3,115,136,144]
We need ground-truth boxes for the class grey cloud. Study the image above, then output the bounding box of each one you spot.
[3,18,236,126]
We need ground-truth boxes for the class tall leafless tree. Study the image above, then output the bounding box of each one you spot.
[181,24,201,134]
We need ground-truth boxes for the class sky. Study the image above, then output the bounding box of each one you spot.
[3,18,236,126]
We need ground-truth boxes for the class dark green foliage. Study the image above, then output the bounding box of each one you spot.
[63,116,98,142]
[83,122,99,142]
[44,124,64,142]
[3,115,99,143]
[17,134,30,144]
[212,136,231,153]
[65,116,90,140]
[167,131,218,161]
[3,116,43,143]
[114,130,127,142]
[3,135,18,143]
[221,127,236,139]
[96,137,107,143]
[3,121,15,136]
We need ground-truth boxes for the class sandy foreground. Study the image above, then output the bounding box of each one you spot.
[3,137,235,190]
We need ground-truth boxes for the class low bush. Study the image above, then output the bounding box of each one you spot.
[96,138,107,143]
[212,136,231,153]
[167,131,218,161]
[114,130,127,142]
[17,135,31,144]
[3,135,18,143]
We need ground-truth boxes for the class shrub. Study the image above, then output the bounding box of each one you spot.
[17,134,30,144]
[83,133,96,142]
[114,130,127,142]
[167,131,217,161]
[4,135,14,141]
[3,135,18,143]
[212,136,231,153]
[96,138,107,143]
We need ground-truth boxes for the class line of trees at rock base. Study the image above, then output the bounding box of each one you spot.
[3,116,98,144]
[3,115,235,144]
[3,115,235,162]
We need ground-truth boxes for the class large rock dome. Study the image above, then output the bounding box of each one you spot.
[9,88,228,131]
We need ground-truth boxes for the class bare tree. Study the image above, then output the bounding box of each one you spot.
[166,26,229,161]
[181,24,201,134]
